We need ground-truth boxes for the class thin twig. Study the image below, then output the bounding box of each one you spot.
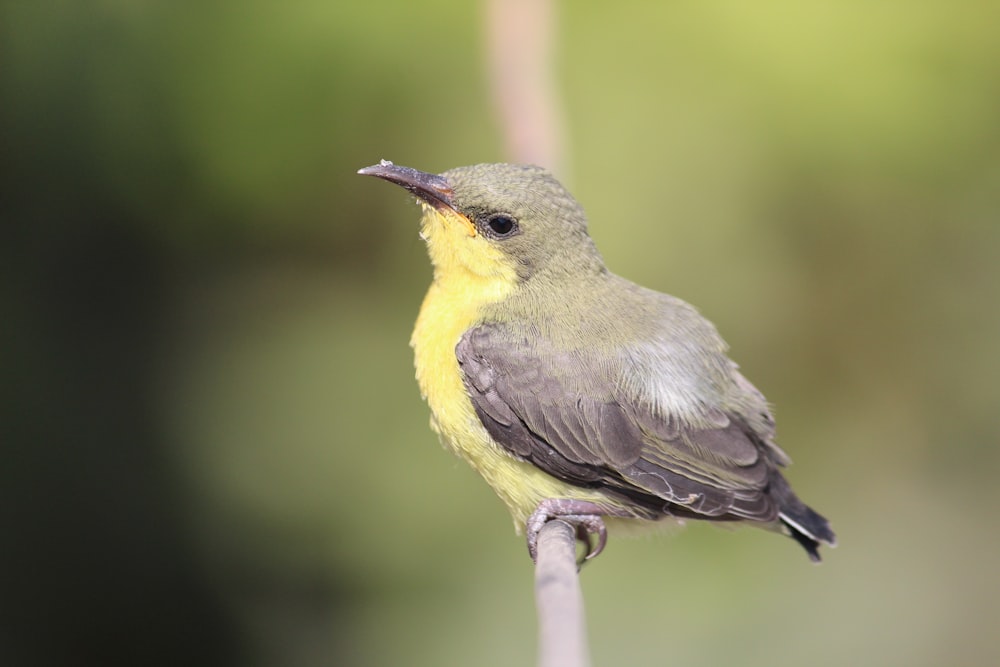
[484,0,567,176]
[534,520,591,667]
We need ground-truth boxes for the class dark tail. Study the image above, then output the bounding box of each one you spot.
[772,474,836,562]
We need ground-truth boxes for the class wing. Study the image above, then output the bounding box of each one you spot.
[457,321,791,524]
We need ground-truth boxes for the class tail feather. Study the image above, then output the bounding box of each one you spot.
[772,474,836,562]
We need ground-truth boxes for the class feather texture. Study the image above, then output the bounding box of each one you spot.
[457,276,834,557]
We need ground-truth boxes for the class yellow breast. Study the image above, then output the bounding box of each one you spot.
[411,276,623,530]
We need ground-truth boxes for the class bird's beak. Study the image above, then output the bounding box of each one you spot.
[358,160,455,212]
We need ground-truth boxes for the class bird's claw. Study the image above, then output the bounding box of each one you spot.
[573,516,608,562]
[526,499,611,565]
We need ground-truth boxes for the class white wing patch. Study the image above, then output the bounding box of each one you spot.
[616,339,731,426]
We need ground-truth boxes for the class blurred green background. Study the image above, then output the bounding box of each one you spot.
[3,2,999,666]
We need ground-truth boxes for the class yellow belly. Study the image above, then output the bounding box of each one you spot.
[410,279,619,530]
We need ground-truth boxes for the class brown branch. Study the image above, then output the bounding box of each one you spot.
[534,520,591,667]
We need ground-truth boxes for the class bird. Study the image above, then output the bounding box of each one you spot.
[358,159,835,563]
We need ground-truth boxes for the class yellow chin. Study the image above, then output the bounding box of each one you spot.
[419,206,519,286]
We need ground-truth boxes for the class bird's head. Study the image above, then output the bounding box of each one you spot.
[358,161,605,287]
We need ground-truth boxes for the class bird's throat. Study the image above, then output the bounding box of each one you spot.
[419,207,520,288]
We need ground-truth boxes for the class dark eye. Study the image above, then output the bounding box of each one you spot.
[485,214,518,238]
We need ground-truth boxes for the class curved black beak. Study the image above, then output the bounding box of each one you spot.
[358,160,454,211]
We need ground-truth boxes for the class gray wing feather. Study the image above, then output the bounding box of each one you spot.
[457,322,785,522]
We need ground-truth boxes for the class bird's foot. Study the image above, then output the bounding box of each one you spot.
[526,499,615,564]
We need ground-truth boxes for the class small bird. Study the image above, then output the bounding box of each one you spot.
[359,160,835,563]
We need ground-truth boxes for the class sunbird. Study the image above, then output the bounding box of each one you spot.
[359,160,835,562]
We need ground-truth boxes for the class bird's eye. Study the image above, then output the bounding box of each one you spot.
[484,214,518,238]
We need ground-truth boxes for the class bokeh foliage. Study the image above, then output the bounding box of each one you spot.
[3,2,999,666]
